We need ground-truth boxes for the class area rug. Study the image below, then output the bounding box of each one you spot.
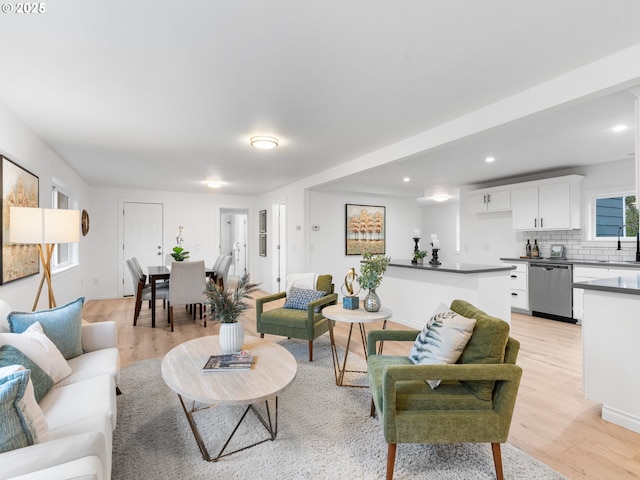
[112,338,567,480]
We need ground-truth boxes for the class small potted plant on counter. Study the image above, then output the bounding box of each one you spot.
[413,250,428,265]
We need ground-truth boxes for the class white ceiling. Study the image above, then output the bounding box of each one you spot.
[0,1,639,197]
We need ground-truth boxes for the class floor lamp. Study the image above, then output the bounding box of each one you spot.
[10,207,80,311]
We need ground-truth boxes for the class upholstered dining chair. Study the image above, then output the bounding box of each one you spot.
[124,257,168,326]
[256,273,338,361]
[210,255,225,277]
[167,260,207,332]
[366,300,522,480]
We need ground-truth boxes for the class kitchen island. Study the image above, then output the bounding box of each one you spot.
[574,275,640,434]
[376,259,514,329]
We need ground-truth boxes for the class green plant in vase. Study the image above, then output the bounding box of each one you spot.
[414,250,428,263]
[203,273,261,353]
[358,252,390,312]
[203,273,260,323]
[169,246,190,261]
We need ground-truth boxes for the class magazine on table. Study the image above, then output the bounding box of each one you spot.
[202,351,254,372]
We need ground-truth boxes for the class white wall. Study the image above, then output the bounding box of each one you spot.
[0,100,91,311]
[85,187,255,300]
[419,201,460,263]
[307,190,420,295]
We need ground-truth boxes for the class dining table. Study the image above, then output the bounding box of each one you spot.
[148,265,217,328]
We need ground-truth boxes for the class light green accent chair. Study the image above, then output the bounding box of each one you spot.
[367,299,522,480]
[256,274,338,361]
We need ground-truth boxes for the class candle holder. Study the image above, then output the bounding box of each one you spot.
[429,247,441,266]
[412,237,420,264]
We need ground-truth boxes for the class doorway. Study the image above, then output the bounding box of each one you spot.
[122,202,164,296]
[220,209,248,278]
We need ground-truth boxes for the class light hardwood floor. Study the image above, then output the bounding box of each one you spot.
[83,295,640,480]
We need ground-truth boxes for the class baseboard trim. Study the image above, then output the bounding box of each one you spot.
[602,405,640,434]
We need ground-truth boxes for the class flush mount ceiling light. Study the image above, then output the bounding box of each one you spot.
[432,194,451,202]
[611,124,629,133]
[403,177,411,182]
[250,136,279,149]
[485,156,495,163]
[207,181,223,188]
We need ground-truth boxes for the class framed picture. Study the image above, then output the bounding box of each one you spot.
[345,204,386,255]
[259,234,267,257]
[259,209,267,233]
[1,156,40,284]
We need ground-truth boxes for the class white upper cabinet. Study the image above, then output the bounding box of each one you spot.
[511,175,583,230]
[468,190,511,213]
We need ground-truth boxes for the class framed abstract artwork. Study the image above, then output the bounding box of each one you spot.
[259,234,267,257]
[259,209,267,233]
[345,204,386,255]
[1,156,40,284]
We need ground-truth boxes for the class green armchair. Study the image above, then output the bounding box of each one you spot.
[367,299,522,480]
[256,274,338,361]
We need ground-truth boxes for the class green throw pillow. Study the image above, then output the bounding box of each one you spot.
[450,299,510,401]
[0,345,54,402]
[0,370,36,453]
[8,297,84,360]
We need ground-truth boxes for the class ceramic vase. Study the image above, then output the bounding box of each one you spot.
[364,288,381,312]
[219,321,244,353]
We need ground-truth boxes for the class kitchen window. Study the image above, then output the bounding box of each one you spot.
[594,193,637,239]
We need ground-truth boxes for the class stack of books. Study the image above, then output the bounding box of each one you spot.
[202,351,254,372]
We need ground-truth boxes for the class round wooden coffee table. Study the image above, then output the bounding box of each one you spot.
[323,304,393,387]
[161,335,297,461]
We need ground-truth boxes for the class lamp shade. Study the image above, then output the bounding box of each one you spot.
[9,207,43,244]
[44,209,80,244]
[9,207,80,245]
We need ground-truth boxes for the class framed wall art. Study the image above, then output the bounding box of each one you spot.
[259,234,267,257]
[1,156,40,284]
[345,204,386,255]
[259,209,267,233]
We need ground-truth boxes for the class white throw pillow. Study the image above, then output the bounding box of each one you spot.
[408,303,477,389]
[0,322,72,384]
[0,365,49,444]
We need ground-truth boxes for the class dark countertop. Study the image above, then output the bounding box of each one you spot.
[500,257,640,269]
[573,275,640,296]
[389,259,514,274]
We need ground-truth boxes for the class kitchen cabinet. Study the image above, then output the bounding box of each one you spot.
[573,265,640,323]
[512,176,582,230]
[468,190,511,213]
[503,261,529,312]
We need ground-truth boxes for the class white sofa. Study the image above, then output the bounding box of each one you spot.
[0,300,120,480]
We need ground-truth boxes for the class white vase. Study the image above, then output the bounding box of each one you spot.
[219,322,245,353]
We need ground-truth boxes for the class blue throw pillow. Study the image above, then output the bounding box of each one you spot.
[0,370,36,453]
[0,345,54,402]
[8,297,84,360]
[284,287,326,312]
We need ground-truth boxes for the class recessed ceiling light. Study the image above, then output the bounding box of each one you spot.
[250,136,279,149]
[207,181,223,188]
[611,124,629,133]
[485,156,495,163]
[403,177,411,182]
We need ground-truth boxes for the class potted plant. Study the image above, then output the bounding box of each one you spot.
[358,252,391,312]
[414,250,428,264]
[170,246,190,261]
[203,273,260,352]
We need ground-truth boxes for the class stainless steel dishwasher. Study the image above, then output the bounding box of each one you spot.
[528,262,575,322]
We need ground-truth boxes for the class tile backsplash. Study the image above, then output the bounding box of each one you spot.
[516,230,638,262]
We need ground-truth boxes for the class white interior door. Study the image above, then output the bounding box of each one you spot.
[220,209,248,278]
[123,202,163,296]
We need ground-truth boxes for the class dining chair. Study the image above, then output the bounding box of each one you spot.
[167,260,207,332]
[124,257,168,326]
[216,255,232,289]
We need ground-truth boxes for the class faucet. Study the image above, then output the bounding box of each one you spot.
[616,224,640,262]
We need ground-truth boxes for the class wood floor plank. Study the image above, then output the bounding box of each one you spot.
[82,295,640,479]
